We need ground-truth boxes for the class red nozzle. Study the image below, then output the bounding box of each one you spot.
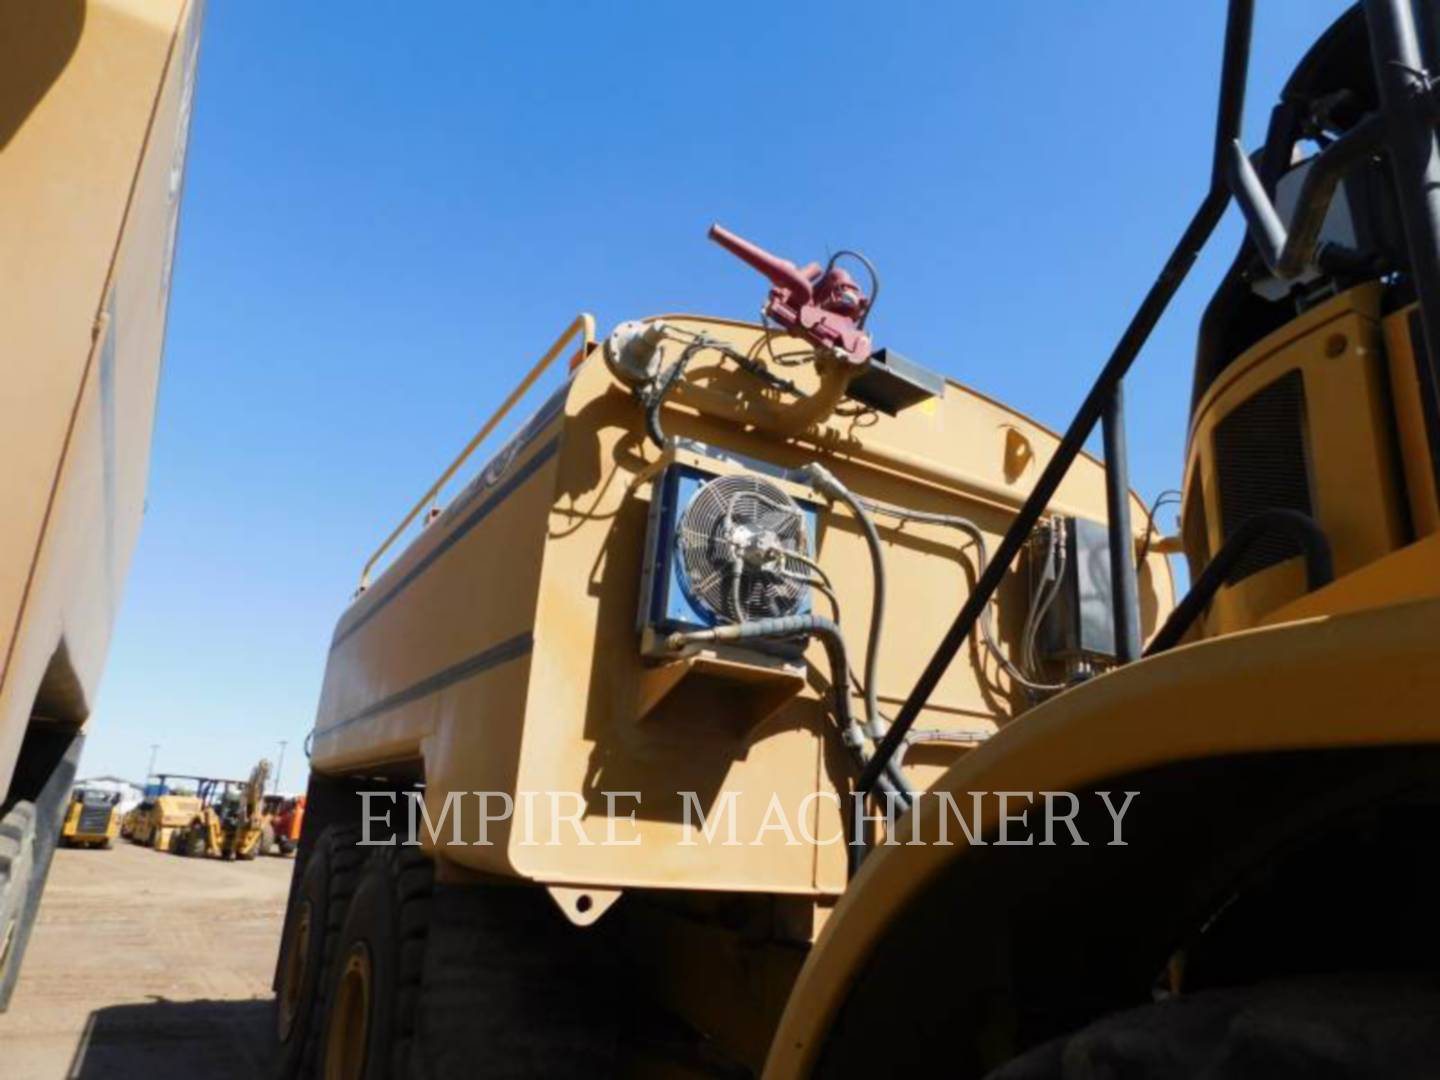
[707,224,817,303]
[707,223,873,364]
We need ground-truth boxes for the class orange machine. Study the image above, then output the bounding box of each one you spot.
[262,795,306,857]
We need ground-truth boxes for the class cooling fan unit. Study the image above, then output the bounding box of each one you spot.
[677,473,810,622]
[638,461,818,655]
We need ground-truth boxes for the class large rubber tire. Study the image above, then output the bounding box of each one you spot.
[273,825,363,1080]
[990,974,1440,1079]
[315,846,432,1080]
[407,884,619,1079]
[0,803,37,989]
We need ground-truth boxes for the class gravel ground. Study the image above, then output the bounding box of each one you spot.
[0,839,294,1079]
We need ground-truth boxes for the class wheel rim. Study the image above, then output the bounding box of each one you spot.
[276,900,313,1042]
[324,942,371,1080]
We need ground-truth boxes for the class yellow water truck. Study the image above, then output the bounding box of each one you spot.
[275,1,1440,1076]
[0,0,202,1007]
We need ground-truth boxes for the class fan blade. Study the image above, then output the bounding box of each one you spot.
[692,566,725,597]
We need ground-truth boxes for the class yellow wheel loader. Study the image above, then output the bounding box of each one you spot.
[171,761,272,861]
[275,2,1440,1076]
[58,787,119,849]
[0,0,202,1007]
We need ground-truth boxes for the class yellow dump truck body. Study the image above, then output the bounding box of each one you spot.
[0,0,202,1005]
[0,0,201,784]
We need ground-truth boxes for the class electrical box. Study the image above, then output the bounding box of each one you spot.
[1034,516,1117,665]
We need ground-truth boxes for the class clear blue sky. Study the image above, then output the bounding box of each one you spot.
[85,1,1352,789]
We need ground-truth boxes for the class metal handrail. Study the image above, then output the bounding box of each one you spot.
[847,0,1257,870]
[848,0,1440,872]
[358,313,596,591]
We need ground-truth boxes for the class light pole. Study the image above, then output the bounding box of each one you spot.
[274,740,288,795]
[147,743,159,780]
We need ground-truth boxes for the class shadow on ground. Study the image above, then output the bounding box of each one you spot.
[67,996,274,1079]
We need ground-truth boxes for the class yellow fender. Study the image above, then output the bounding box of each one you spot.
[764,596,1440,1077]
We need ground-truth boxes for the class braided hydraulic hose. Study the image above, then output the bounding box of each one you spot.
[797,464,914,802]
[665,615,909,813]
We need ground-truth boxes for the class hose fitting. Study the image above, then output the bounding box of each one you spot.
[797,461,848,502]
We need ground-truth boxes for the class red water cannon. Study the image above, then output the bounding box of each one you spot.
[707,224,873,364]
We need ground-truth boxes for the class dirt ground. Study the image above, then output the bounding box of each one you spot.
[0,840,293,1079]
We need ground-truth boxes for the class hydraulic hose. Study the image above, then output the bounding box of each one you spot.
[797,464,913,802]
[642,340,705,449]
[666,615,908,810]
[667,614,863,756]
[857,496,1065,696]
[637,328,808,451]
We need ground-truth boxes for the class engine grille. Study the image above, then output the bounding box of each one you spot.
[1212,368,1313,584]
[78,805,112,834]
[1182,463,1210,586]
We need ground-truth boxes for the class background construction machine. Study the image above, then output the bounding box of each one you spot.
[261,794,306,857]
[119,803,146,842]
[0,0,203,1007]
[272,1,1440,1076]
[57,787,119,849]
[125,786,202,852]
[171,761,271,861]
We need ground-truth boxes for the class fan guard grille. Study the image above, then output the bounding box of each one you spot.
[675,473,809,623]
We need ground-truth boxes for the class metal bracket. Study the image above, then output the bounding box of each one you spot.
[545,884,623,927]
